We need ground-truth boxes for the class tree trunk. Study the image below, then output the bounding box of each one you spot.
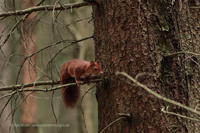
[20,0,37,133]
[93,0,197,132]
[179,1,200,132]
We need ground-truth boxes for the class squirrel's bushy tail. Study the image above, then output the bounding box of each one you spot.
[61,78,80,108]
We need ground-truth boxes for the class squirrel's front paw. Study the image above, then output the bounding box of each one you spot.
[76,81,83,86]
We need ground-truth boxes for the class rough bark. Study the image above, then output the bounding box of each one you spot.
[93,0,195,132]
[93,1,165,132]
[178,1,200,132]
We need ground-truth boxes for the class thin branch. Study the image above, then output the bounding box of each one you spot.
[0,15,26,57]
[0,0,47,56]
[0,91,17,100]
[161,107,200,122]
[51,91,59,133]
[116,72,200,116]
[165,51,200,57]
[60,17,92,30]
[13,35,93,84]
[28,36,93,59]
[6,91,35,120]
[48,35,93,64]
[80,84,98,133]
[36,0,46,6]
[0,2,96,18]
[100,117,126,133]
[0,91,16,118]
[190,6,200,9]
[0,78,103,91]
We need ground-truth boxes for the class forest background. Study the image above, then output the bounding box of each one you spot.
[0,0,96,133]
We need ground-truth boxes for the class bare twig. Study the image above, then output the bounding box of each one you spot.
[165,51,200,57]
[0,91,16,118]
[0,78,103,92]
[0,0,47,56]
[51,91,59,133]
[100,117,126,133]
[48,35,93,64]
[0,2,96,18]
[116,72,200,116]
[190,6,200,9]
[161,107,200,122]
[80,84,98,133]
[6,91,35,120]
[0,15,26,56]
[14,35,93,84]
[0,91,17,100]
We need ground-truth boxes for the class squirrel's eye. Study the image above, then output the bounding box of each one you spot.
[94,68,97,70]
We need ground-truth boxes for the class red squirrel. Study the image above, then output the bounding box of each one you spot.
[60,59,103,108]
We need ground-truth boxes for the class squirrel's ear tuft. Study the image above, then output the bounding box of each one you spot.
[90,61,95,66]
[96,60,99,64]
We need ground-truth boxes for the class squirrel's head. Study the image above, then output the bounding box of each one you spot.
[87,60,103,75]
